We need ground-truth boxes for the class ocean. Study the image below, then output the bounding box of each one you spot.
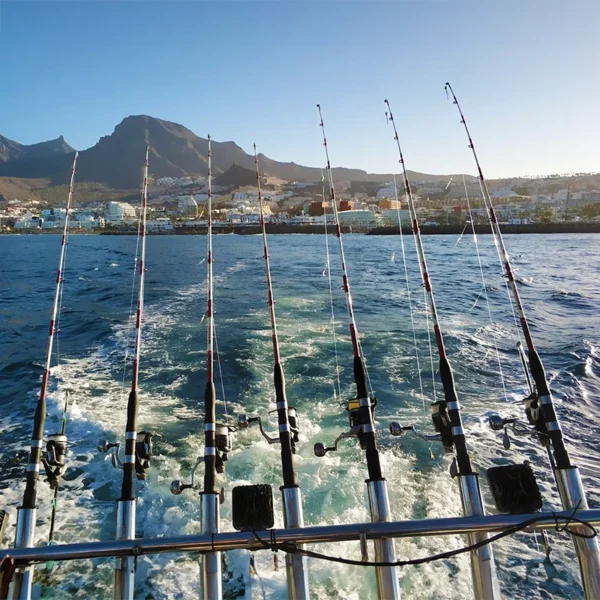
[1,232,599,599]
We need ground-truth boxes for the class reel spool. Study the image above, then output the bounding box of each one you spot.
[313,396,376,456]
[430,401,454,452]
[41,433,68,489]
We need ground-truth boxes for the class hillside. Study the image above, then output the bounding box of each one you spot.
[0,135,74,163]
[214,163,257,188]
[0,115,474,188]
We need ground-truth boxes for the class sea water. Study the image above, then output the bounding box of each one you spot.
[1,233,599,599]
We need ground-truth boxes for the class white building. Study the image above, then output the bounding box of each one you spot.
[41,208,67,221]
[380,209,412,227]
[178,196,198,216]
[336,210,378,226]
[106,202,137,223]
[146,218,174,232]
[14,218,42,229]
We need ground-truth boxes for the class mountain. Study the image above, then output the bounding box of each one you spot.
[0,134,74,163]
[213,163,257,188]
[0,115,472,188]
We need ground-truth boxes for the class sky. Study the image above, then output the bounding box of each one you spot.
[1,0,598,178]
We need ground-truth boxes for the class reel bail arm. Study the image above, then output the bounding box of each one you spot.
[314,397,376,457]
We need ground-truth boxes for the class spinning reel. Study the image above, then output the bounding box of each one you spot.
[41,433,70,489]
[238,407,300,452]
[98,431,158,480]
[388,400,455,450]
[169,423,236,495]
[314,397,376,457]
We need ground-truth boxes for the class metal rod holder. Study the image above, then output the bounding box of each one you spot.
[114,499,136,600]
[556,467,600,600]
[10,508,36,600]
[282,486,309,600]
[457,474,501,600]
[200,492,221,600]
[367,480,400,600]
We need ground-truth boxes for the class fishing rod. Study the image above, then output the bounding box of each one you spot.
[312,104,400,600]
[168,136,237,600]
[445,81,600,598]
[236,145,309,599]
[384,99,501,600]
[199,134,222,600]
[109,146,155,599]
[11,153,78,600]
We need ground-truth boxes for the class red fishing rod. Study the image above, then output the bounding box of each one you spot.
[444,82,571,467]
[236,145,309,599]
[445,82,600,599]
[199,134,224,599]
[113,145,155,599]
[12,152,78,599]
[384,98,500,600]
[313,105,399,600]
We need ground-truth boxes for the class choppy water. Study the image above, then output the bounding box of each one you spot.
[1,232,599,599]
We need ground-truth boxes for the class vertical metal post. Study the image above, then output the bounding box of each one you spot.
[367,480,401,600]
[114,500,136,600]
[10,508,36,600]
[200,493,221,600]
[458,475,502,600]
[282,487,310,600]
[556,468,600,599]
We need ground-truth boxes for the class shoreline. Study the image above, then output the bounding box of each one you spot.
[3,222,600,236]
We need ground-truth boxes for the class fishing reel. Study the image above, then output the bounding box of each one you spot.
[487,412,550,451]
[314,397,376,457]
[388,401,454,452]
[134,431,155,480]
[214,423,235,473]
[97,440,122,468]
[41,433,69,489]
[97,431,158,480]
[388,421,442,443]
[238,407,300,452]
[170,423,235,495]
[170,456,203,495]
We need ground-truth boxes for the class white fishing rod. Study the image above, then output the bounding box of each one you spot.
[112,146,155,600]
[313,104,400,600]
[384,99,501,600]
[11,153,78,600]
[242,144,309,599]
[445,82,600,599]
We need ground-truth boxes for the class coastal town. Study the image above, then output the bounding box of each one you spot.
[2,170,600,233]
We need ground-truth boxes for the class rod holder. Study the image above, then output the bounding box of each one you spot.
[457,474,501,600]
[10,507,36,600]
[367,480,400,600]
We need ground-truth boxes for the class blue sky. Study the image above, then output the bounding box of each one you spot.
[1,0,598,178]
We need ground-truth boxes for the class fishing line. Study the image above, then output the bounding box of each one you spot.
[213,322,228,419]
[461,175,509,403]
[121,192,144,389]
[321,170,342,401]
[317,103,384,482]
[392,173,425,406]
[445,82,572,470]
